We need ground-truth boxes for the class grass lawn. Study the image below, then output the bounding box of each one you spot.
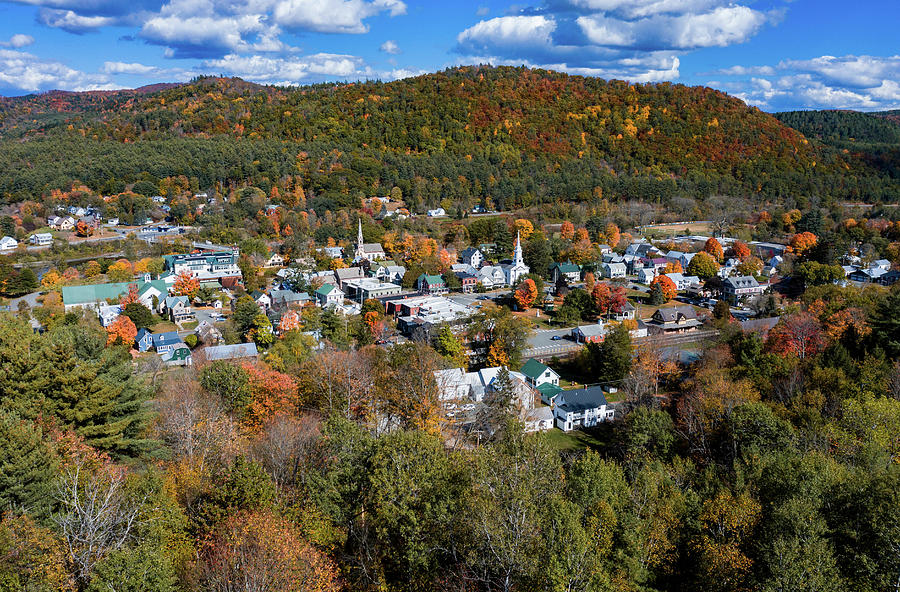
[544,428,606,452]
[181,320,199,330]
[150,321,177,333]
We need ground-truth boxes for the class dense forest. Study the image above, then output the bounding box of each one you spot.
[1,66,898,208]
[774,110,900,183]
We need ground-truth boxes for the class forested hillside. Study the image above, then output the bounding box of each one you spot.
[774,109,900,182]
[1,66,897,208]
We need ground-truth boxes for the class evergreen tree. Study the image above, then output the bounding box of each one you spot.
[649,282,665,305]
[122,302,154,329]
[0,411,57,518]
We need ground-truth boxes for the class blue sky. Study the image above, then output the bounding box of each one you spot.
[0,0,898,111]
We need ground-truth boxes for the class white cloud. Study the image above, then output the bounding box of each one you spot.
[0,48,114,91]
[380,39,400,54]
[0,34,36,48]
[719,55,900,111]
[102,61,158,74]
[271,0,406,34]
[38,8,118,32]
[455,1,773,84]
[577,5,768,50]
[457,15,556,56]
[203,52,373,83]
[387,67,428,80]
[476,6,489,16]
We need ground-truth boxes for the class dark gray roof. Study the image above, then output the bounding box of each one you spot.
[654,305,698,323]
[557,386,608,412]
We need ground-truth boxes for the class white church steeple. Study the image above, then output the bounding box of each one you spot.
[513,230,524,265]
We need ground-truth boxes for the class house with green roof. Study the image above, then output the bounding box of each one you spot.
[520,359,560,389]
[536,382,564,406]
[62,279,169,312]
[416,273,447,295]
[549,261,581,284]
[315,283,344,308]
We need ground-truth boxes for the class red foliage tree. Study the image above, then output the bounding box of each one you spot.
[119,283,139,306]
[788,232,818,257]
[592,283,628,319]
[766,312,825,360]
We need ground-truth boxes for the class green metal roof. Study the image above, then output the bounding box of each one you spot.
[551,261,580,273]
[521,358,550,379]
[536,383,563,397]
[62,279,168,306]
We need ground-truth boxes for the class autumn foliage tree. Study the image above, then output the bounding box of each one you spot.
[650,275,677,302]
[74,220,93,237]
[514,278,538,310]
[241,363,299,430]
[198,510,340,592]
[173,271,200,298]
[592,282,627,319]
[788,232,818,258]
[766,312,825,360]
[687,251,721,279]
[731,241,751,261]
[119,283,139,306]
[106,315,137,347]
[560,221,575,241]
[704,238,724,262]
[277,310,301,335]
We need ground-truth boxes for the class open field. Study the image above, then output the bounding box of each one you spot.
[640,221,714,236]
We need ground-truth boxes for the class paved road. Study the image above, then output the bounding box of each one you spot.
[5,291,42,310]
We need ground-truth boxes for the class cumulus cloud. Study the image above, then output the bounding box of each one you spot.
[101,61,158,74]
[0,34,35,48]
[454,0,774,83]
[717,55,900,111]
[38,9,119,32]
[272,0,406,34]
[380,39,400,54]
[0,47,115,91]
[203,52,374,84]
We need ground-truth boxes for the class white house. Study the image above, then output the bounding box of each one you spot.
[520,359,560,388]
[636,267,657,284]
[97,304,122,327]
[315,283,344,307]
[29,233,53,246]
[553,386,615,432]
[460,247,484,269]
[477,265,506,289]
[264,253,285,268]
[723,276,764,303]
[0,236,18,251]
[58,217,75,231]
[426,208,446,217]
[603,261,627,279]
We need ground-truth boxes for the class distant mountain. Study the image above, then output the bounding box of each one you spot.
[0,67,896,205]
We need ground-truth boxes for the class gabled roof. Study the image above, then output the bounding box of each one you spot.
[204,343,259,361]
[62,280,166,306]
[151,331,182,347]
[316,283,340,296]
[551,261,580,273]
[165,295,189,307]
[556,386,608,412]
[536,382,563,398]
[725,275,760,289]
[135,327,152,342]
[418,273,443,286]
[520,358,552,379]
[653,305,698,323]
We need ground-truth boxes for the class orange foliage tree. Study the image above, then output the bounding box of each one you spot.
[560,221,575,240]
[106,316,137,347]
[198,511,341,592]
[106,260,134,282]
[604,223,621,248]
[650,275,678,301]
[514,278,538,310]
[74,220,93,237]
[592,283,627,319]
[575,228,590,243]
[583,271,596,293]
[703,238,724,262]
[731,241,751,261]
[788,232,818,257]
[278,310,302,335]
[173,271,200,297]
[241,363,299,430]
[119,283,139,306]
[514,218,534,240]
[663,261,683,274]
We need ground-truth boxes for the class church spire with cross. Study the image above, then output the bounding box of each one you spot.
[354,218,365,262]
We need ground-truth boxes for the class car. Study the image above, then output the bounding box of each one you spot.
[551,335,562,341]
